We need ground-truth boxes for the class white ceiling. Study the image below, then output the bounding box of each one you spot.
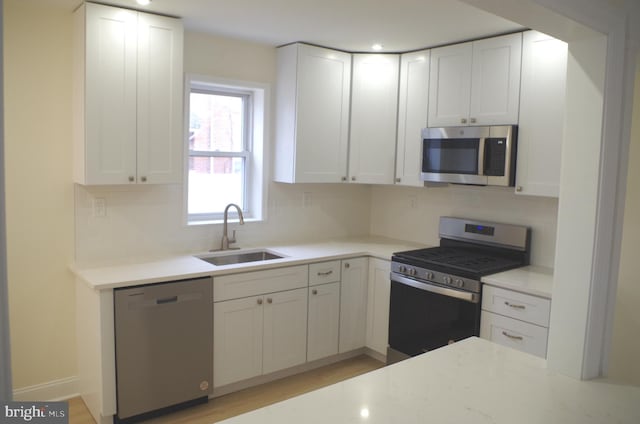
[64,0,525,52]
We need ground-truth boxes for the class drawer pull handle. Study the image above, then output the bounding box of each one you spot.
[504,301,526,310]
[502,331,524,341]
[317,270,333,276]
[312,289,318,295]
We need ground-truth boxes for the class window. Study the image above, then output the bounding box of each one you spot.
[186,76,266,223]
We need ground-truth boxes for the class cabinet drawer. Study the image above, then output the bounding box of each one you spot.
[214,265,308,302]
[480,311,548,358]
[482,285,551,327]
[309,261,341,286]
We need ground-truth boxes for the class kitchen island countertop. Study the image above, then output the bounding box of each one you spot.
[218,337,640,424]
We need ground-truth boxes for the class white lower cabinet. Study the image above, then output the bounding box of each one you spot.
[262,288,309,374]
[213,295,264,387]
[307,261,341,362]
[480,284,551,358]
[307,282,341,362]
[366,258,391,356]
[339,257,369,353]
[213,266,308,388]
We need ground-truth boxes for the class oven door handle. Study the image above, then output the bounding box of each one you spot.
[391,273,479,303]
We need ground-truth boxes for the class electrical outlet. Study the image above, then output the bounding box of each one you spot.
[93,198,106,217]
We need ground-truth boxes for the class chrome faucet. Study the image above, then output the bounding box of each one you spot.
[220,203,245,251]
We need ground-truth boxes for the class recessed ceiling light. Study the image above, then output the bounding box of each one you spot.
[136,0,152,6]
[371,44,383,51]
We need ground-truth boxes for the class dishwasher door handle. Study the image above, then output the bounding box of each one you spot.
[156,296,178,305]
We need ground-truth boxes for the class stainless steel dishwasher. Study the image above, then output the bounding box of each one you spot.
[114,277,213,423]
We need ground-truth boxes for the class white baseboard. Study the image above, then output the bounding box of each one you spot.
[13,376,79,401]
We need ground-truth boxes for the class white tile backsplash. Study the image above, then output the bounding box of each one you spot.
[74,182,373,264]
[369,184,559,268]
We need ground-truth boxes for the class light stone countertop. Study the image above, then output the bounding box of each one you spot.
[218,337,640,424]
[481,265,554,298]
[71,236,426,290]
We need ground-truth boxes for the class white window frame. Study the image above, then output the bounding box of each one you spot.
[184,75,268,225]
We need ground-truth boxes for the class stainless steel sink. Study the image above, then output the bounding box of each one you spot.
[196,250,284,266]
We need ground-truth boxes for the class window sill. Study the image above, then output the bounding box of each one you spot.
[187,217,263,226]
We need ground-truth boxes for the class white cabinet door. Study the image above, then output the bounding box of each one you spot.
[307,282,341,362]
[213,295,264,387]
[366,258,391,356]
[428,33,522,127]
[469,33,522,125]
[339,258,369,353]
[348,54,399,184]
[396,50,430,187]
[80,3,138,184]
[516,31,568,197]
[135,11,183,184]
[262,288,309,374]
[274,44,351,183]
[75,3,183,185]
[428,43,472,127]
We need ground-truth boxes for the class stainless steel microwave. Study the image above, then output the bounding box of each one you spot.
[420,125,517,187]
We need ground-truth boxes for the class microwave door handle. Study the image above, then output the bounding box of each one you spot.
[478,137,486,176]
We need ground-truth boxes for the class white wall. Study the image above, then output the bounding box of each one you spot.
[608,67,640,385]
[370,185,559,267]
[4,0,76,390]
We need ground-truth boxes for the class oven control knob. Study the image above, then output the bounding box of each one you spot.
[443,276,452,285]
[399,265,407,273]
[408,268,417,276]
[454,278,464,288]
[425,272,434,280]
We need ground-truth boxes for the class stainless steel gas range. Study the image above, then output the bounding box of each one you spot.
[387,217,531,364]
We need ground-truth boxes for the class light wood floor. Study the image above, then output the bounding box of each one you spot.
[69,355,384,424]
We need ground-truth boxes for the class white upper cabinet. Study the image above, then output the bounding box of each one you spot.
[428,33,522,127]
[73,2,183,185]
[274,44,351,183]
[395,50,430,187]
[428,43,473,127]
[515,31,568,197]
[348,54,400,184]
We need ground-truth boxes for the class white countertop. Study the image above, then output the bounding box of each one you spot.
[71,236,425,290]
[218,337,640,424]
[481,265,554,298]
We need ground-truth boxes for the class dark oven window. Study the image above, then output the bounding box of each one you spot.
[422,138,479,174]
[388,279,480,356]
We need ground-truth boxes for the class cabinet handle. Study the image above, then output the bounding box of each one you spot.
[351,176,356,181]
[344,263,350,269]
[140,176,147,183]
[317,270,333,277]
[312,289,318,295]
[502,331,524,341]
[267,298,273,304]
[257,298,263,305]
[461,118,467,124]
[128,176,135,182]
[395,177,401,183]
[470,118,477,124]
[516,186,523,192]
[504,301,526,310]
